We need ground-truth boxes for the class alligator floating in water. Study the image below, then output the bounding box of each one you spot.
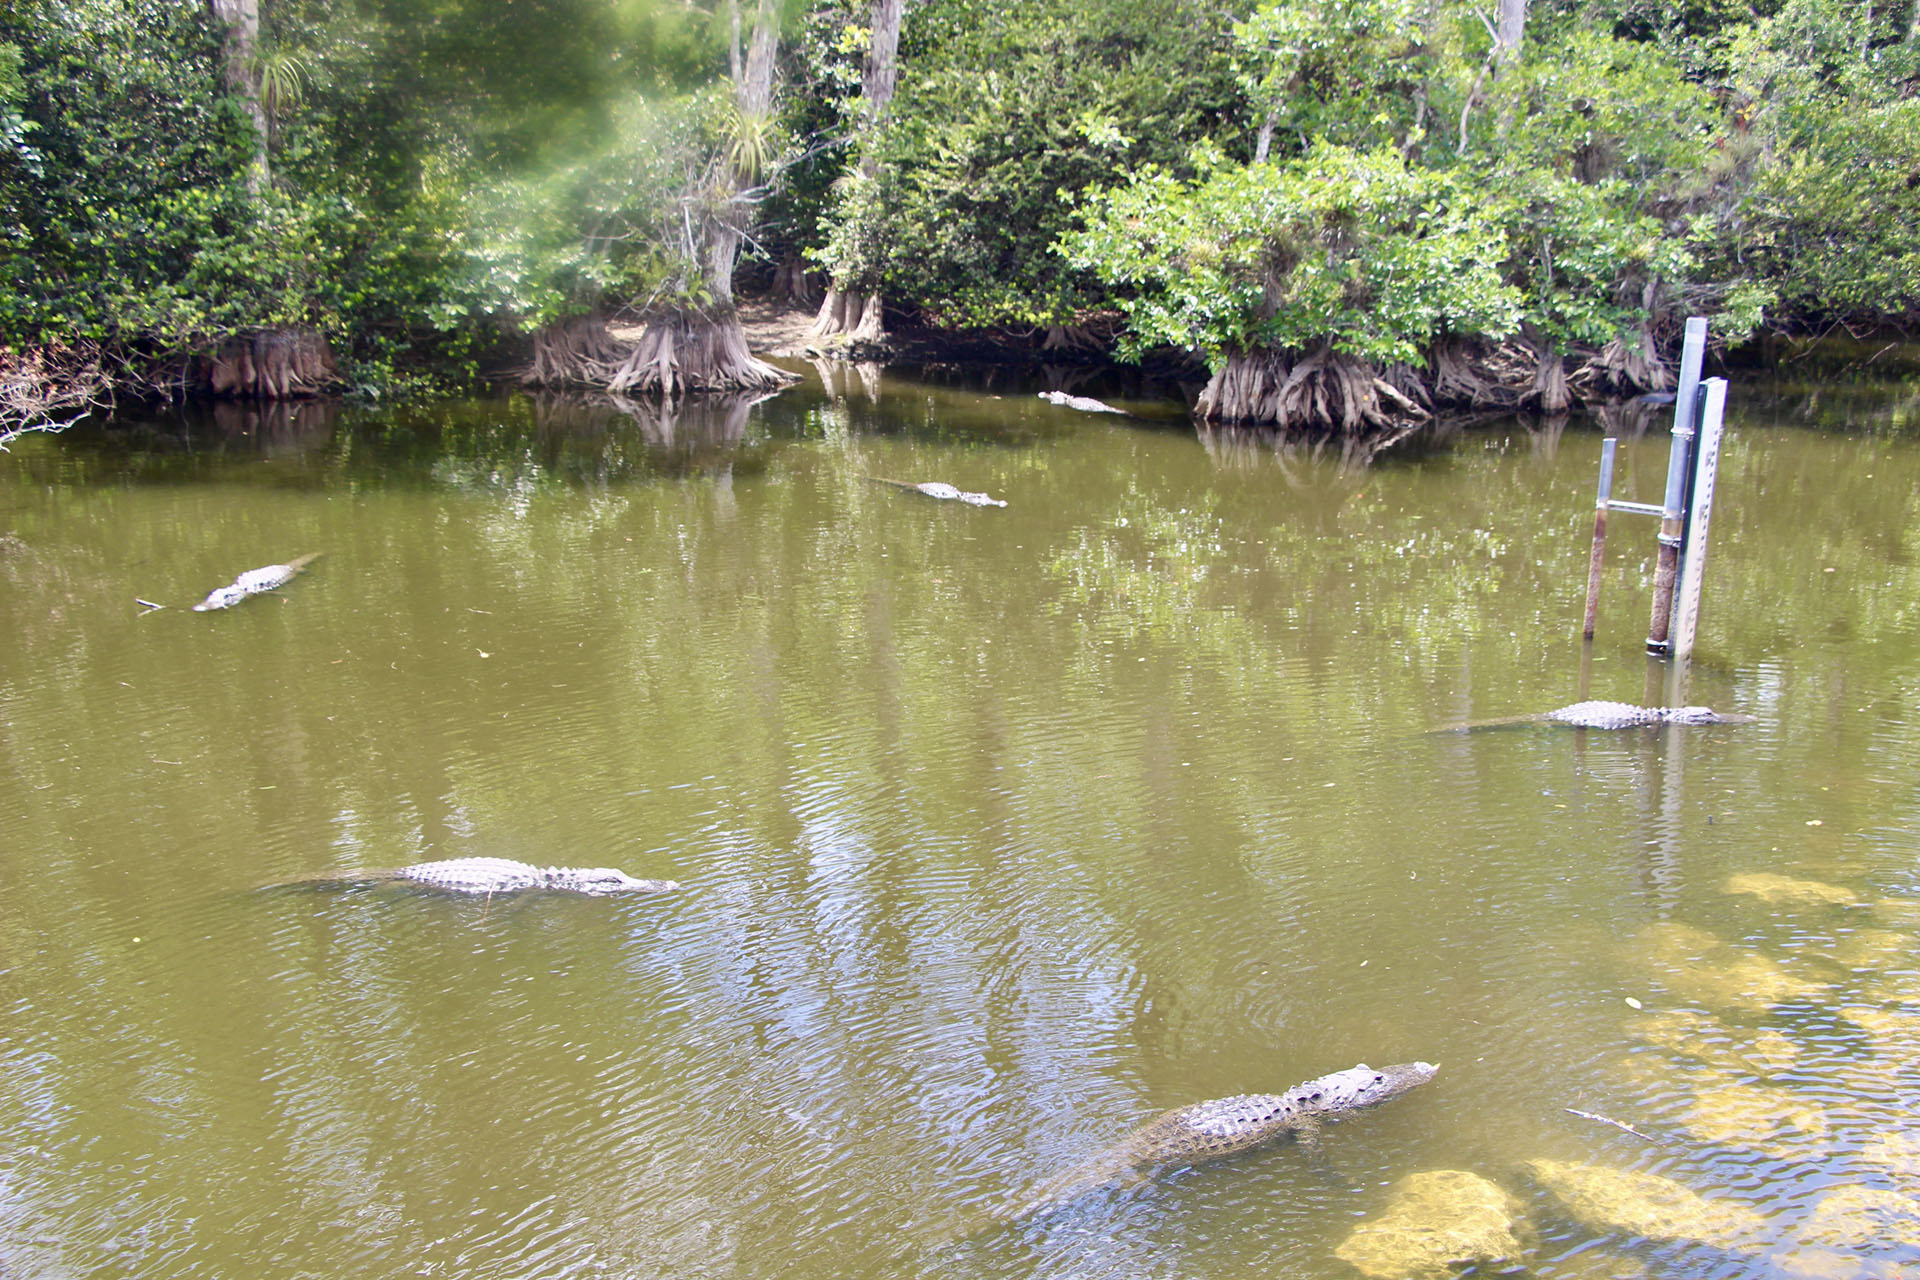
[861,476,1007,508]
[1432,700,1757,732]
[193,552,323,611]
[267,856,678,897]
[1037,390,1131,416]
[998,1061,1438,1224]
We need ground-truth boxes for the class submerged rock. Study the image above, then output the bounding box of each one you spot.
[1724,873,1860,908]
[1795,1185,1920,1251]
[1334,1169,1531,1280]
[1773,1246,1912,1280]
[1860,1133,1920,1191]
[1629,1009,1800,1077]
[1681,1082,1830,1158]
[1869,896,1920,929]
[1828,929,1917,973]
[1633,922,1825,1012]
[1540,1249,1651,1280]
[1836,1004,1920,1061]
[1524,1159,1766,1250]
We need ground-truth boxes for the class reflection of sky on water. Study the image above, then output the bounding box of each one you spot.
[1,365,1919,1277]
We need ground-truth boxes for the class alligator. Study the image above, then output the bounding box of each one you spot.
[193,552,323,611]
[1433,700,1756,732]
[861,476,1007,508]
[267,856,678,897]
[1037,390,1131,416]
[998,1061,1438,1224]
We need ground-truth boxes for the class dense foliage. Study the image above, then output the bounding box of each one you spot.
[1061,3,1757,398]
[0,2,258,348]
[2,0,1917,417]
[808,0,1245,332]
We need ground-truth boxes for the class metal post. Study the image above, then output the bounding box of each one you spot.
[1671,378,1728,660]
[1582,437,1617,640]
[1646,318,1708,655]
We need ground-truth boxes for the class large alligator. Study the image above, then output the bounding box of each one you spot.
[998,1061,1438,1224]
[193,552,323,611]
[268,856,678,897]
[1037,390,1131,417]
[1434,700,1756,732]
[861,476,1007,508]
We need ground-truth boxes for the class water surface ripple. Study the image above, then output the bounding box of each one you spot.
[2,375,1919,1277]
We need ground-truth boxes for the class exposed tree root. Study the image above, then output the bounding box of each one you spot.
[1534,345,1571,414]
[849,291,885,342]
[808,287,885,343]
[1568,323,1672,398]
[525,316,629,386]
[1040,324,1104,353]
[206,328,337,398]
[524,310,797,395]
[1429,336,1563,410]
[1196,345,1430,432]
[808,287,856,338]
[1197,327,1665,434]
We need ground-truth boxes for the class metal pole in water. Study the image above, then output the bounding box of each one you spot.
[1646,318,1709,655]
[1671,377,1728,661]
[1582,438,1617,640]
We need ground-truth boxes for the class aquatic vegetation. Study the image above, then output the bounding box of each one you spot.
[1334,1169,1531,1280]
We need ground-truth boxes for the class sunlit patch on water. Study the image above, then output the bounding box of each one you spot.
[3,384,1920,1277]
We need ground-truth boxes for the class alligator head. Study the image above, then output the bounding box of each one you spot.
[193,585,250,611]
[547,866,680,895]
[1301,1061,1439,1113]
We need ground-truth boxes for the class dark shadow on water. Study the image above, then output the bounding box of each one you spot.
[1197,419,1459,481]
[15,389,793,491]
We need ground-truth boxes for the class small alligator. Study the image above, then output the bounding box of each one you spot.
[861,476,1007,508]
[267,857,678,897]
[193,552,323,611]
[998,1061,1438,1224]
[1433,700,1757,732]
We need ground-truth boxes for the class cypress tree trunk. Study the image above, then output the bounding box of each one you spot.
[207,329,338,398]
[528,0,797,394]
[1458,0,1527,150]
[810,0,902,341]
[662,0,792,389]
[207,0,268,193]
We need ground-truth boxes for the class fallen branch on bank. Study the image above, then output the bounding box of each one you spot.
[0,343,112,449]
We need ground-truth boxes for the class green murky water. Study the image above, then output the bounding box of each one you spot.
[1,363,1917,1279]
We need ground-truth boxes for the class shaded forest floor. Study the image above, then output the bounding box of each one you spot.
[736,300,820,359]
[731,298,1134,369]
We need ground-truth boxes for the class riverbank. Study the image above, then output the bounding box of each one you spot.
[733,298,1136,369]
